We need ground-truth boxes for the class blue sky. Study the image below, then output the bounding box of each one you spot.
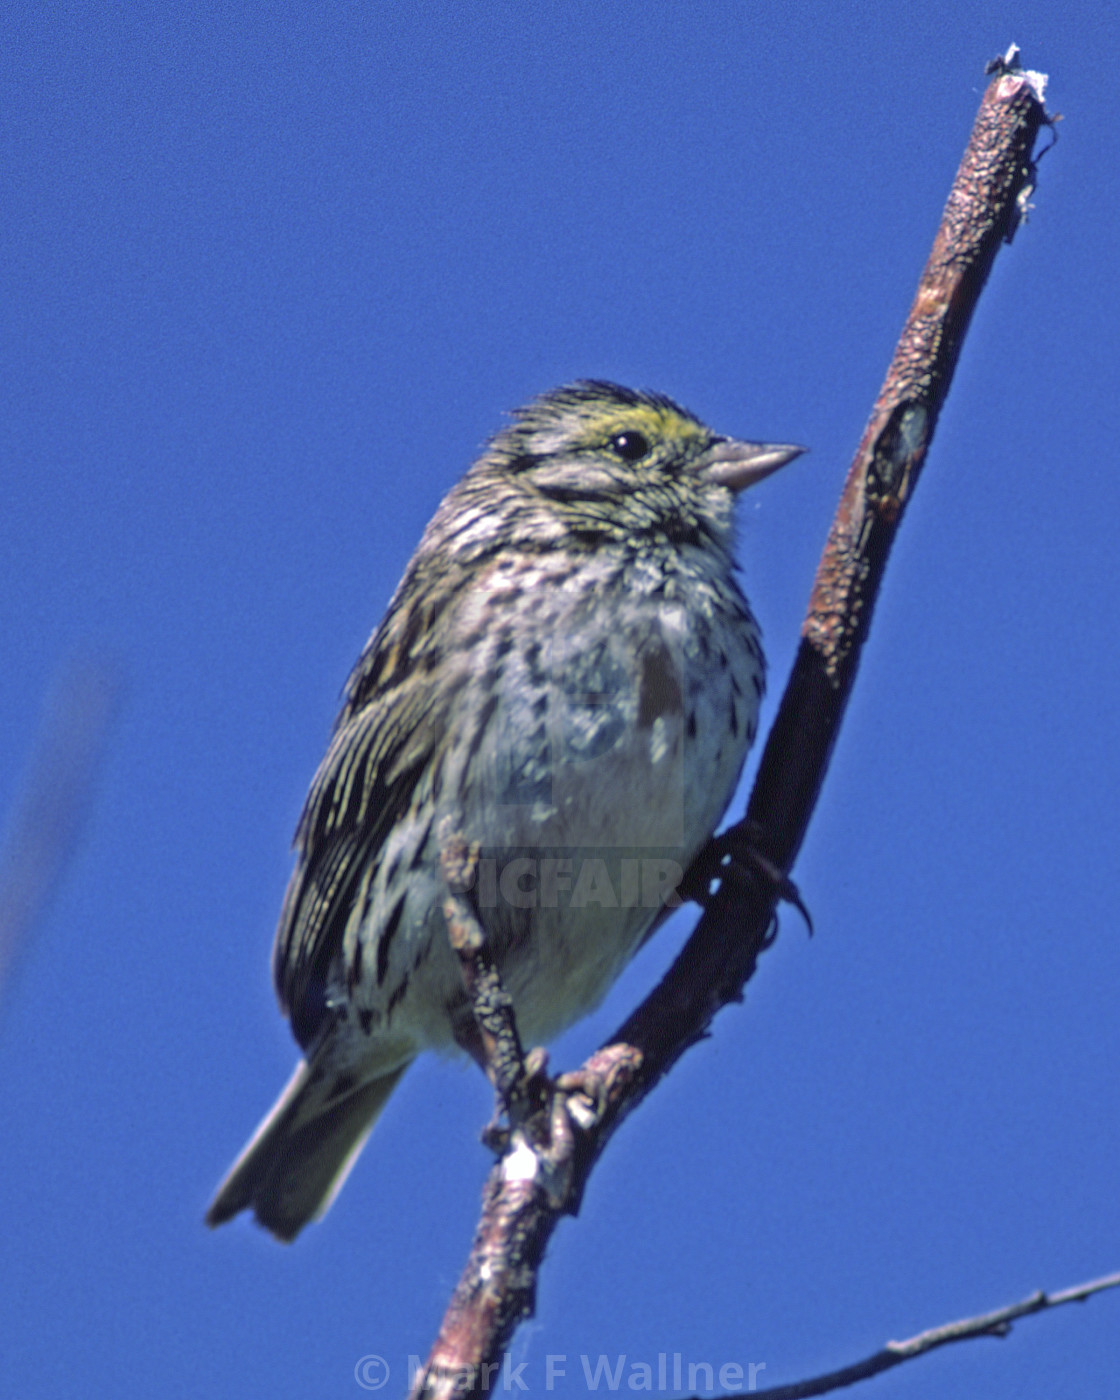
[2,3,1118,1397]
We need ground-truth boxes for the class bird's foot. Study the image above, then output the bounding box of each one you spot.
[554,1065,611,1131]
[681,822,813,933]
[480,1046,553,1153]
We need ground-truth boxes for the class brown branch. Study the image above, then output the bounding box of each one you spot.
[408,48,1052,1400]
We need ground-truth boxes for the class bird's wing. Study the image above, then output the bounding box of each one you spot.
[272,562,470,1047]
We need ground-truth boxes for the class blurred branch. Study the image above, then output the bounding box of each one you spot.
[409,48,1053,1400]
[0,659,121,1006]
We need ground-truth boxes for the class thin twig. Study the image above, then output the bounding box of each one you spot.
[735,1270,1120,1400]
[409,48,1052,1400]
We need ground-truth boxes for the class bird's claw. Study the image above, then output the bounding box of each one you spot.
[683,826,813,934]
[554,1066,610,1131]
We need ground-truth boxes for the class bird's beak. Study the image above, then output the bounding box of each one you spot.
[701,437,806,494]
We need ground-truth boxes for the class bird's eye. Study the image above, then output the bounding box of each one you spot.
[610,431,650,461]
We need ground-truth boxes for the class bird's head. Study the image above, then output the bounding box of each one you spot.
[467,380,803,550]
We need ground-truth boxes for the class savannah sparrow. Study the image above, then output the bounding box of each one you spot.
[207,381,802,1240]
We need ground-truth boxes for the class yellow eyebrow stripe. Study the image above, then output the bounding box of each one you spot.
[570,404,707,450]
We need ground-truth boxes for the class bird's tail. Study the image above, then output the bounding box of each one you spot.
[205,1054,411,1242]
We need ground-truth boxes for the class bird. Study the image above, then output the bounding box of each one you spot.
[206,380,802,1240]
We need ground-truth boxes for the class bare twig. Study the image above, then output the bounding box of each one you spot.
[409,49,1052,1400]
[440,835,531,1115]
[737,1271,1120,1400]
